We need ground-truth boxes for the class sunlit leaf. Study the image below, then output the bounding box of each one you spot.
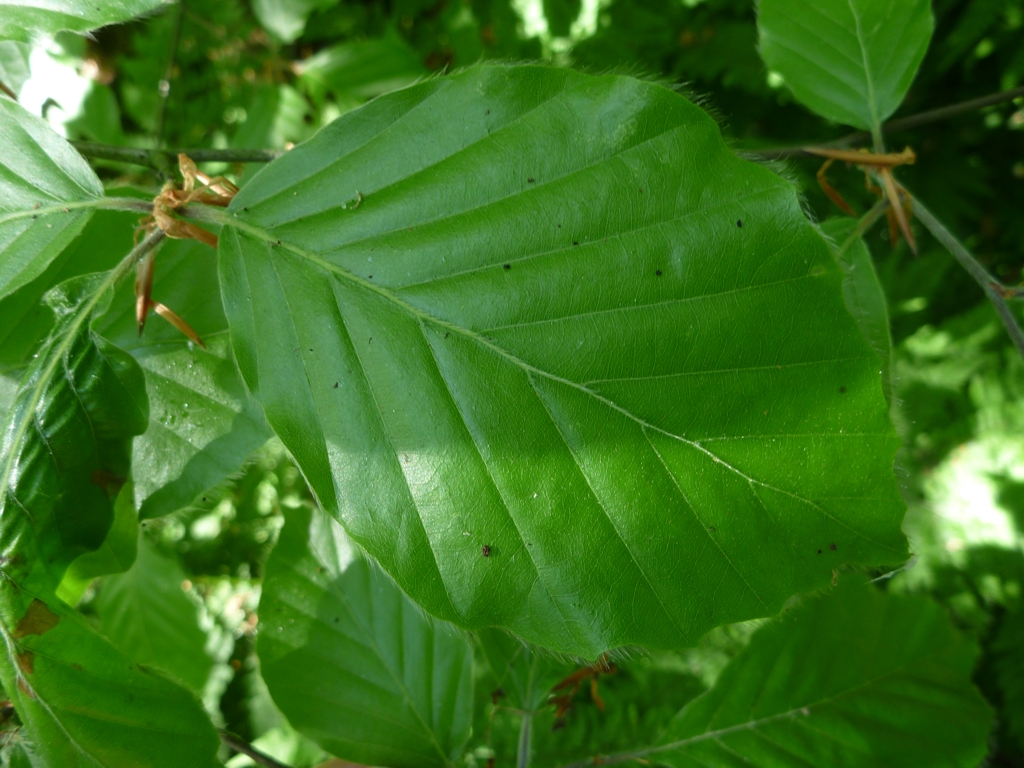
[218,64,907,656]
[259,505,474,768]
[97,238,271,519]
[757,0,934,131]
[0,0,172,43]
[644,581,992,768]
[0,581,220,768]
[0,97,105,301]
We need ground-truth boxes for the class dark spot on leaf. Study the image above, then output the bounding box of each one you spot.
[503,264,511,270]
[486,109,490,114]
[737,219,742,228]
[527,177,535,183]
[444,332,450,338]
[481,545,491,557]
[334,617,339,623]
[552,718,566,731]
[16,651,33,674]
[491,688,505,704]
[14,600,60,640]
[333,382,339,388]
[243,207,248,212]
[839,386,847,394]
[656,270,662,276]
[17,678,33,697]
[277,240,282,246]
[573,241,579,246]
[309,348,313,352]
[830,543,837,550]
[709,526,715,532]
[817,549,822,554]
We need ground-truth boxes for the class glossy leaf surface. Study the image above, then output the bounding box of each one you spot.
[649,581,992,768]
[259,505,474,768]
[95,535,212,693]
[0,275,148,594]
[219,64,907,656]
[0,97,104,301]
[0,581,220,768]
[0,0,170,43]
[757,0,934,131]
[97,238,270,519]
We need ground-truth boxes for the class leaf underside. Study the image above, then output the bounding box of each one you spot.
[220,64,907,657]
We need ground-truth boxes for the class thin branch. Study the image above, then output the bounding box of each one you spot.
[751,85,1024,159]
[219,731,292,768]
[71,142,286,167]
[910,194,1024,360]
[836,198,889,256]
[154,0,185,150]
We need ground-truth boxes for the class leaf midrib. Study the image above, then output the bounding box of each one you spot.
[219,212,901,556]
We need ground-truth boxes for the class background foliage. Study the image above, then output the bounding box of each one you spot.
[0,0,1022,765]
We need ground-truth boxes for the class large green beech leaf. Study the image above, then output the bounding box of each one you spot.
[0,97,110,301]
[0,581,220,767]
[605,581,991,768]
[259,505,474,768]
[95,535,212,694]
[0,274,148,594]
[0,0,171,43]
[757,0,934,132]
[215,64,908,657]
[96,238,270,519]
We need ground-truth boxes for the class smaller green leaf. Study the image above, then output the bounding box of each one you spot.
[94,535,212,694]
[296,31,426,103]
[96,238,271,519]
[0,582,220,768]
[822,217,892,402]
[251,0,340,43]
[259,505,475,768]
[0,97,105,301]
[757,0,935,131]
[0,274,148,594]
[0,0,172,43]
[476,628,570,712]
[56,479,139,606]
[645,581,992,768]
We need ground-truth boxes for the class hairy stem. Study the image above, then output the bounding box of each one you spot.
[911,195,1024,360]
[837,198,890,256]
[219,731,292,768]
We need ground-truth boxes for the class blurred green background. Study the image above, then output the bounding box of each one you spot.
[4,0,1023,764]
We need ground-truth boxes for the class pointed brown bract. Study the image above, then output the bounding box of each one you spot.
[808,145,918,254]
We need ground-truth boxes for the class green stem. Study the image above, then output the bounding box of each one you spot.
[752,85,1024,159]
[910,194,1024,360]
[0,196,150,227]
[219,732,291,768]
[72,142,286,168]
[837,199,889,256]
